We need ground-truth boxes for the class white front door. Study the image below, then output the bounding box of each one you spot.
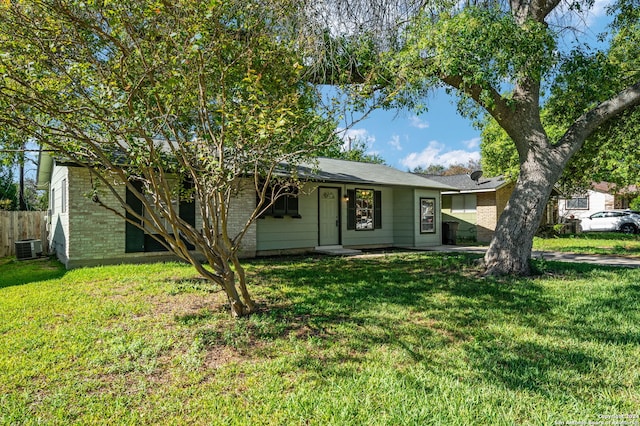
[319,188,340,246]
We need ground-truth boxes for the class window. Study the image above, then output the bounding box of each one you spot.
[143,196,179,231]
[355,189,374,230]
[125,179,197,253]
[566,197,588,209]
[451,194,476,213]
[61,179,67,213]
[257,186,300,218]
[347,188,382,230]
[420,198,436,234]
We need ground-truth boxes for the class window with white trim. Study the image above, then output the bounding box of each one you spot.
[420,198,435,234]
[346,188,382,230]
[565,197,588,209]
[355,189,374,230]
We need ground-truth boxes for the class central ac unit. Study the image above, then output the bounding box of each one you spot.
[15,239,43,260]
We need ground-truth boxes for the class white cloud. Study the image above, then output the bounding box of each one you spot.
[400,140,480,169]
[409,115,429,129]
[388,135,402,151]
[337,127,376,151]
[587,0,614,25]
[553,0,614,30]
[463,137,481,150]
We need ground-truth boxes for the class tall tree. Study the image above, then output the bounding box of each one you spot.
[0,127,30,210]
[304,0,640,275]
[412,159,482,176]
[480,6,640,195]
[0,0,338,315]
[412,164,446,175]
[0,165,17,210]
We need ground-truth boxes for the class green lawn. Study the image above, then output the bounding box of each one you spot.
[1,254,639,425]
[533,232,640,257]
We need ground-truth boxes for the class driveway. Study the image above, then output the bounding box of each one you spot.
[426,245,640,269]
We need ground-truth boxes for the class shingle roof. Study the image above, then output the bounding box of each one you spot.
[414,173,508,192]
[591,181,639,194]
[37,149,455,191]
[295,158,455,190]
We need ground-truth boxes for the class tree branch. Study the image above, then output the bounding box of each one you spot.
[510,0,561,22]
[557,80,640,158]
[440,74,514,122]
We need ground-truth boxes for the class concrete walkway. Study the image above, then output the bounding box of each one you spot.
[423,245,640,269]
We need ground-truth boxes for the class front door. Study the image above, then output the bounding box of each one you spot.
[319,187,340,246]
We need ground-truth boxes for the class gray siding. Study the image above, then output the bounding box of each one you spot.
[413,189,442,247]
[392,189,416,246]
[256,183,322,252]
[256,184,444,254]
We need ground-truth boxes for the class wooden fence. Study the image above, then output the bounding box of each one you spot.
[0,211,47,258]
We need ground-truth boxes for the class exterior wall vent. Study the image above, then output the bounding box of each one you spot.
[15,239,43,260]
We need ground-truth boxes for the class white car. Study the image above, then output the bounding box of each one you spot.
[579,210,640,234]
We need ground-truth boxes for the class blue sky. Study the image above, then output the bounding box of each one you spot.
[337,1,615,172]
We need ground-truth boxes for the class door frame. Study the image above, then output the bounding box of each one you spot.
[317,186,342,246]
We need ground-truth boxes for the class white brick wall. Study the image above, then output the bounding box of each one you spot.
[67,166,126,263]
[225,179,257,257]
[53,165,257,268]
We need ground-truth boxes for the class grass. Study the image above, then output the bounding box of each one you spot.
[0,256,66,289]
[533,232,640,257]
[1,253,640,425]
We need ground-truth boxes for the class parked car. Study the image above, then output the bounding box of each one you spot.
[579,210,640,234]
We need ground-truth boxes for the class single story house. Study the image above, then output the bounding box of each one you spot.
[559,182,639,220]
[416,173,514,243]
[37,154,454,269]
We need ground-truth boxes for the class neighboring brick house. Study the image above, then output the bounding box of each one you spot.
[416,173,514,243]
[37,153,454,269]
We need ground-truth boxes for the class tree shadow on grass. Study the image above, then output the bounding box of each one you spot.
[236,253,638,397]
[238,254,550,373]
[253,253,553,322]
[465,340,603,396]
[0,257,66,289]
[541,281,640,345]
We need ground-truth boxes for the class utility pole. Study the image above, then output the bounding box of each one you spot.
[18,142,26,210]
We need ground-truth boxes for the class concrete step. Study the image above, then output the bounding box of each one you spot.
[314,245,362,256]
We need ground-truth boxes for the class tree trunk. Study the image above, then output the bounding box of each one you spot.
[194,257,256,317]
[222,269,251,317]
[484,146,564,275]
[232,254,257,313]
